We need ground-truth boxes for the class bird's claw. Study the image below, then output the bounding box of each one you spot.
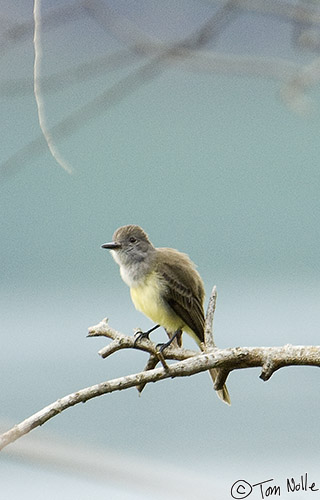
[133,330,150,348]
[156,341,172,353]
[133,324,160,347]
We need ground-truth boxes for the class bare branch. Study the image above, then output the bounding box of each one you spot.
[0,48,305,185]
[3,0,320,51]
[88,318,195,391]
[239,0,320,26]
[3,1,320,183]
[136,355,159,393]
[1,49,137,97]
[33,0,73,174]
[204,285,218,349]
[0,336,319,451]
[88,318,196,361]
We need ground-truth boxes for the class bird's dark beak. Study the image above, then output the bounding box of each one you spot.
[101,241,122,250]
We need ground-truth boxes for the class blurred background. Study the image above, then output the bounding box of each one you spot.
[1,0,320,498]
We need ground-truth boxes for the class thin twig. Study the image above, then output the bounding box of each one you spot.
[88,318,196,361]
[33,0,72,173]
[1,49,138,96]
[2,1,319,183]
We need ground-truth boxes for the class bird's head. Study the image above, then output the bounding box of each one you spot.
[101,225,155,267]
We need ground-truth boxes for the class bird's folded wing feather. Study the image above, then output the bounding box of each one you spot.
[159,263,205,343]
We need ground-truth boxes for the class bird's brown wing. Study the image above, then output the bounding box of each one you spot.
[159,264,205,344]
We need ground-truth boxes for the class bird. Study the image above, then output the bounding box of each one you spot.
[101,224,230,405]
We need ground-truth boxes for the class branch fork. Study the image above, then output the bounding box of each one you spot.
[1,286,320,451]
[88,286,222,392]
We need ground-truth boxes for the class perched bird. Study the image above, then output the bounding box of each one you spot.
[102,225,230,405]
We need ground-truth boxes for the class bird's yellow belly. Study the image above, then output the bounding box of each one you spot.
[130,274,182,333]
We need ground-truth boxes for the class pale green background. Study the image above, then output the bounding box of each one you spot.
[1,1,320,499]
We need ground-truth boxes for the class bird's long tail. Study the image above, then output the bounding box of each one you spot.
[207,367,231,405]
[199,344,231,405]
[169,329,231,405]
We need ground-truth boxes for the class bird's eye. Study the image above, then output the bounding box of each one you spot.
[129,236,136,243]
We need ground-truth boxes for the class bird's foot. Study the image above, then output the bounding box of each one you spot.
[133,324,160,347]
[156,339,173,354]
[133,330,150,347]
[156,328,182,353]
